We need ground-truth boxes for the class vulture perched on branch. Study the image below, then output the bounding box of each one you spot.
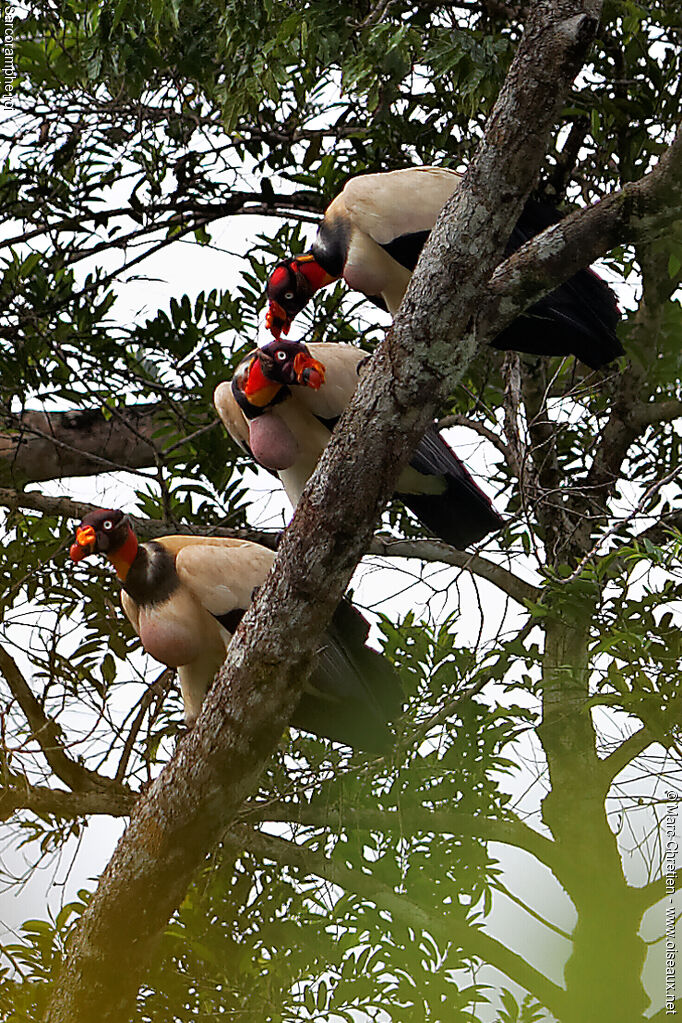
[214,340,503,550]
[265,166,622,370]
[70,509,402,751]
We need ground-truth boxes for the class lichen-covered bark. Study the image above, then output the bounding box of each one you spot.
[477,121,682,343]
[45,6,622,1021]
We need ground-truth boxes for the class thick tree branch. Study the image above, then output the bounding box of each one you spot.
[0,488,280,550]
[0,777,558,882]
[45,7,605,1020]
[0,769,558,882]
[0,406,163,485]
[633,867,682,914]
[476,121,682,345]
[632,400,682,429]
[538,616,650,1019]
[0,488,538,600]
[599,726,657,788]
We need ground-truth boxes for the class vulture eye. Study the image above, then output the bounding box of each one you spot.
[103,519,113,530]
[283,291,294,301]
[276,350,287,361]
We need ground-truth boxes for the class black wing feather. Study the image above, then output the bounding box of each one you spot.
[493,198,622,369]
[374,196,622,368]
[313,416,503,551]
[214,601,402,753]
[399,424,504,549]
[293,598,402,752]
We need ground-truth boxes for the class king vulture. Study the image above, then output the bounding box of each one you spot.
[214,340,503,550]
[69,509,402,751]
[265,166,622,370]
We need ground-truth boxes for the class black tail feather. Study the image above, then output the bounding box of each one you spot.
[398,425,504,550]
[291,598,403,752]
[216,601,401,752]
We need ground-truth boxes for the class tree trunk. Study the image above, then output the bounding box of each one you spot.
[539,617,649,1022]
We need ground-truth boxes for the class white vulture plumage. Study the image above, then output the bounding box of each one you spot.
[214,340,503,550]
[69,509,402,751]
[264,166,622,370]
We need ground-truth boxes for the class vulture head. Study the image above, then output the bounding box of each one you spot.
[257,340,326,390]
[265,255,336,338]
[70,509,139,580]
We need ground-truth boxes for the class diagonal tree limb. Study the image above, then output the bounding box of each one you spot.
[632,867,682,914]
[599,726,657,789]
[0,645,124,795]
[476,121,682,346]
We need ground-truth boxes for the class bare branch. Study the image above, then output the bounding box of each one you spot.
[243,801,559,872]
[368,535,540,604]
[0,488,281,551]
[114,669,174,783]
[0,645,122,795]
[437,412,512,462]
[0,488,537,597]
[0,771,136,820]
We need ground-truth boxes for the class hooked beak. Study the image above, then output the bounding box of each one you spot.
[265,301,291,339]
[70,524,96,562]
[293,352,326,390]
